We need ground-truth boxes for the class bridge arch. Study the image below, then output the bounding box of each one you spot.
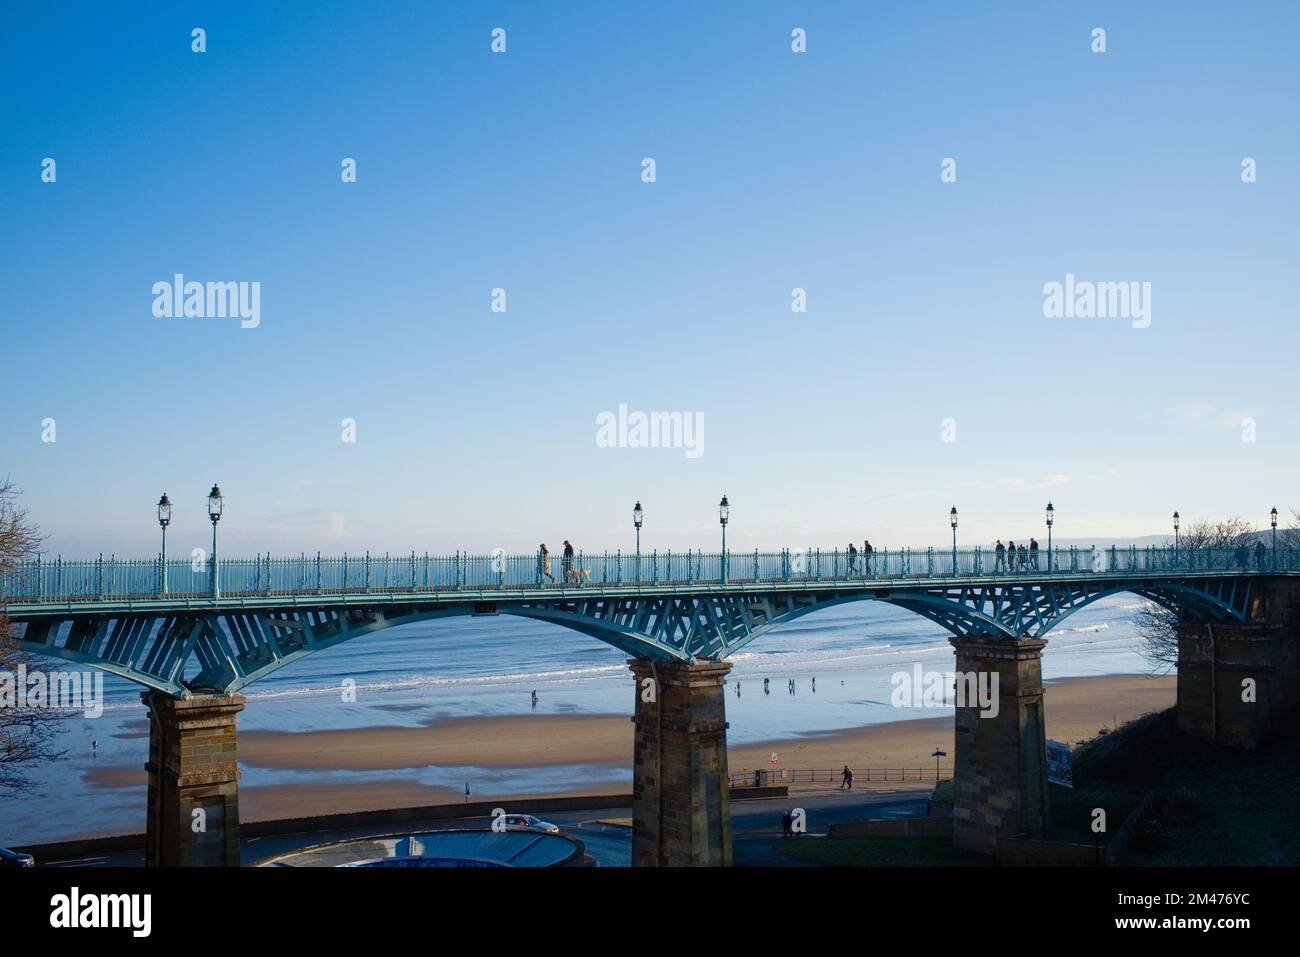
[9,574,1253,696]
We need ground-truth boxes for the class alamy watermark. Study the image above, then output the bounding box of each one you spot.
[1,665,104,718]
[596,403,703,459]
[890,665,999,718]
[1042,272,1150,329]
[152,274,261,329]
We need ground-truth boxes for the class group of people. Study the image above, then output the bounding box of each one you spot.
[536,541,576,583]
[994,538,1041,573]
[845,540,874,575]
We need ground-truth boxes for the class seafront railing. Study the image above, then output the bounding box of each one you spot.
[2,544,1296,604]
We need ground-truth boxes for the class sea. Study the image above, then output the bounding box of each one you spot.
[0,594,1155,843]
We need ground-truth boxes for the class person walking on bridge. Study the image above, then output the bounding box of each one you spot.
[538,544,554,584]
[1006,541,1016,574]
[562,540,575,582]
[864,539,873,576]
[995,540,1006,573]
[1029,537,1039,570]
[847,542,858,576]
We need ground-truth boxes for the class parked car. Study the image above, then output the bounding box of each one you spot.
[501,814,560,834]
[0,848,35,868]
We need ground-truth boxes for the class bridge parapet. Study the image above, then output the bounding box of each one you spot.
[4,544,1295,605]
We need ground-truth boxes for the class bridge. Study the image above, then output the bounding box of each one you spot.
[4,542,1300,866]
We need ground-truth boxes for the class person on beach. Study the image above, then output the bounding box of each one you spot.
[847,542,857,576]
[840,765,853,789]
[562,540,574,582]
[1029,537,1039,570]
[538,544,554,583]
[531,690,538,707]
[995,539,1006,572]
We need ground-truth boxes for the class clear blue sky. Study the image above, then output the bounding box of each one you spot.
[2,1,1297,558]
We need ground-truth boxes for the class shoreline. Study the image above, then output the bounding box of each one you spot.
[67,672,1175,836]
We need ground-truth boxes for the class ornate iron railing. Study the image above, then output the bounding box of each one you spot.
[2,544,1295,604]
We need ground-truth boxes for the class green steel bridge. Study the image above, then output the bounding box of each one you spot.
[2,544,1295,697]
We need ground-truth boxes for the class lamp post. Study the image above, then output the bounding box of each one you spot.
[1045,501,1054,574]
[207,483,223,600]
[931,748,947,783]
[949,506,958,575]
[157,493,172,595]
[633,500,643,581]
[1271,506,1278,569]
[719,495,730,584]
[1173,510,1180,566]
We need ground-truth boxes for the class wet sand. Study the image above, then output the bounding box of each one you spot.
[84,674,1175,823]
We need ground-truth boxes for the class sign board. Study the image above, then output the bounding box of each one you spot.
[1046,739,1072,788]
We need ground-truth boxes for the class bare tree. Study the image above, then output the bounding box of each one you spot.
[0,478,64,794]
[1136,516,1260,674]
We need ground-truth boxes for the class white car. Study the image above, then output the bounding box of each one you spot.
[501,814,560,834]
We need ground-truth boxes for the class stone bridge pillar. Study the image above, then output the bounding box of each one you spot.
[628,658,732,866]
[1175,579,1300,750]
[142,691,245,866]
[949,637,1049,855]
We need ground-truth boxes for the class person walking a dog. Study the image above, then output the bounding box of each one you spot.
[562,540,575,582]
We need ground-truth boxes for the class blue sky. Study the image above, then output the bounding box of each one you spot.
[2,1,1297,558]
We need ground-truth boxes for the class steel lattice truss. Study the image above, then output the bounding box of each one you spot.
[8,574,1255,697]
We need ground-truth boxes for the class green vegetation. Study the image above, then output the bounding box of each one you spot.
[774,708,1300,866]
[773,835,985,867]
[930,779,954,803]
[1061,708,1300,865]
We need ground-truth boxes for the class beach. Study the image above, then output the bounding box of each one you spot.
[90,672,1175,823]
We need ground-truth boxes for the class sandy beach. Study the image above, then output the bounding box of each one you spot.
[80,673,1174,824]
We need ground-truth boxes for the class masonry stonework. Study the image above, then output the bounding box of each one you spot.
[949,637,1049,855]
[143,691,245,867]
[628,658,732,866]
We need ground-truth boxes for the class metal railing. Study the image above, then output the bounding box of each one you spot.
[730,767,955,787]
[2,544,1295,604]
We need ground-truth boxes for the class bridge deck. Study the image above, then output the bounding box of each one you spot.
[4,546,1296,618]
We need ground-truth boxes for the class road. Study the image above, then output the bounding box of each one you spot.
[39,787,930,868]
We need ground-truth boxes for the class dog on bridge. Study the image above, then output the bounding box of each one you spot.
[564,567,593,585]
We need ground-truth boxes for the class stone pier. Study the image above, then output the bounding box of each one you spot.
[1175,578,1300,750]
[949,637,1049,855]
[628,658,732,867]
[142,691,245,867]
[1176,620,1300,750]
